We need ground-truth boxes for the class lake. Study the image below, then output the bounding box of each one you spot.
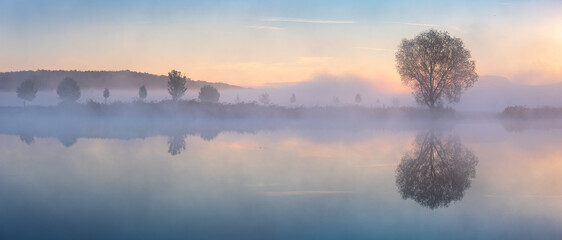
[1,119,561,239]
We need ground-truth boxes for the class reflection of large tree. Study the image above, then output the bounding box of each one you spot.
[396,132,478,209]
[168,134,186,156]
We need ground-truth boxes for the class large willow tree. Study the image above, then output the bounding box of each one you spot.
[396,29,478,108]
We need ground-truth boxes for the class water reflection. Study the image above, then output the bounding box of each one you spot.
[168,134,187,156]
[396,131,478,209]
[58,134,79,147]
[18,132,34,144]
[199,129,220,141]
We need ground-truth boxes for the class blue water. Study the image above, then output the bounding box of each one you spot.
[1,121,561,239]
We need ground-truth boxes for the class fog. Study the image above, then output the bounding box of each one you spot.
[2,109,562,239]
[2,77,562,239]
[3,73,562,114]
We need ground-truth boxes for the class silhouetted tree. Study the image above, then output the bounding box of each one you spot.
[139,85,147,101]
[396,131,478,209]
[259,93,270,105]
[354,94,362,104]
[168,70,188,101]
[198,85,220,103]
[396,29,478,108]
[290,93,296,104]
[168,134,186,156]
[103,88,110,103]
[332,96,340,105]
[56,77,81,103]
[235,95,241,104]
[16,79,37,106]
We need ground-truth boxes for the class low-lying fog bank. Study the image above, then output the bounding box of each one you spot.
[2,100,562,143]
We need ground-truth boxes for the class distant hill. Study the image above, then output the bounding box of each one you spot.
[0,70,244,92]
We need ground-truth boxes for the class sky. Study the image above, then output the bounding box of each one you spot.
[1,0,561,89]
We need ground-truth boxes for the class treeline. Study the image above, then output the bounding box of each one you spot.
[502,106,562,119]
[14,70,229,105]
[0,70,242,92]
[13,69,368,109]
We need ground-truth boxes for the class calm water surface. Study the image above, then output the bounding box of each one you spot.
[1,121,561,239]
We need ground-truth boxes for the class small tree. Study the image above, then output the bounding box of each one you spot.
[139,85,147,101]
[16,79,37,106]
[396,29,478,108]
[332,96,340,105]
[258,93,270,105]
[198,85,220,103]
[168,70,188,101]
[235,95,241,104]
[290,93,296,104]
[354,94,362,104]
[103,88,110,103]
[57,77,81,103]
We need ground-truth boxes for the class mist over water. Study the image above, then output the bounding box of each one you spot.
[1,107,562,239]
[2,0,562,237]
[2,69,562,239]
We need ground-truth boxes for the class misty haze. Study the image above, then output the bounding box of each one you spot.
[1,1,562,239]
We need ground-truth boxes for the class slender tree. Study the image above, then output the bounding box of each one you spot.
[16,79,38,106]
[354,94,362,104]
[103,88,110,103]
[290,93,296,104]
[168,70,188,101]
[332,96,340,105]
[139,85,147,101]
[198,85,220,103]
[56,77,81,103]
[395,29,478,108]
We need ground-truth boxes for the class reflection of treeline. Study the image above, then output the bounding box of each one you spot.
[502,106,562,119]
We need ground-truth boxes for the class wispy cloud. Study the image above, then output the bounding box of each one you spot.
[261,191,356,196]
[386,21,440,27]
[358,47,396,52]
[260,17,355,24]
[247,25,283,30]
[357,163,397,168]
[385,21,465,32]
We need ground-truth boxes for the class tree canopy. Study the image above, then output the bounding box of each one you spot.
[56,77,81,103]
[16,79,37,106]
[395,29,478,108]
[168,70,188,101]
[103,88,110,102]
[139,85,147,101]
[198,85,220,103]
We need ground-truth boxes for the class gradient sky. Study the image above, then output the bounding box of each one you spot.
[1,0,561,89]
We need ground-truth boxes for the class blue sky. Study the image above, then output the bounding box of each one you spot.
[1,0,561,87]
